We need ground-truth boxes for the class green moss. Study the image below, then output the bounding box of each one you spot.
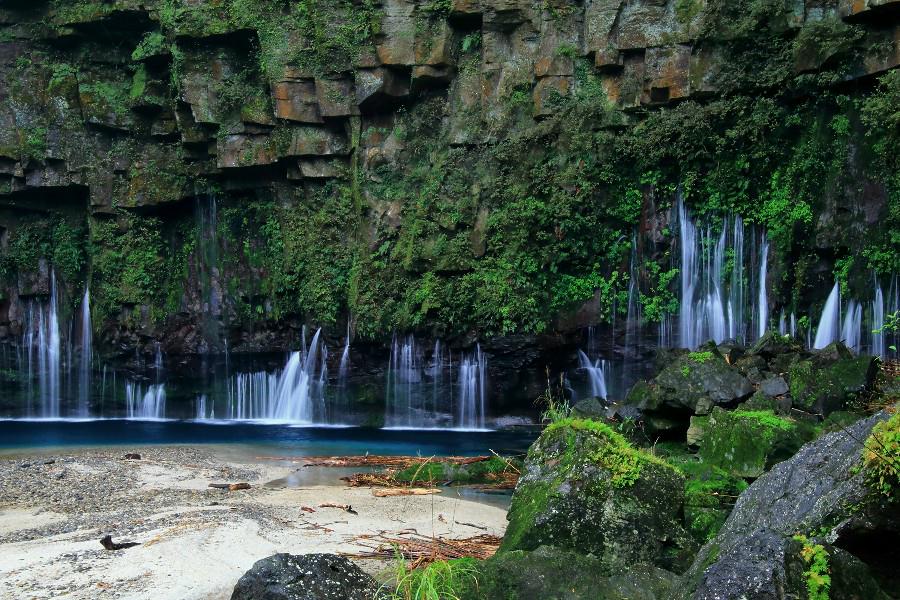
[544,418,677,487]
[699,408,805,478]
[131,31,167,61]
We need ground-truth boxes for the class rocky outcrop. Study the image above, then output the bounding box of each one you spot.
[679,410,898,598]
[0,1,897,357]
[230,553,377,600]
[501,418,696,574]
[622,340,878,444]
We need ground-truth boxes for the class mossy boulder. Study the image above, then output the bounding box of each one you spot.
[626,351,753,423]
[788,353,877,415]
[459,545,677,600]
[501,418,696,574]
[748,331,803,360]
[697,408,813,478]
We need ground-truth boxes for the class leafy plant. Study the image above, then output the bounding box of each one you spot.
[793,535,831,600]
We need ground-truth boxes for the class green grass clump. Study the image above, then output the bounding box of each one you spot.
[730,409,795,432]
[380,557,479,600]
[688,350,715,363]
[393,456,517,485]
[862,411,899,500]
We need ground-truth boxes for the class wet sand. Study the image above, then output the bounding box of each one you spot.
[0,446,509,599]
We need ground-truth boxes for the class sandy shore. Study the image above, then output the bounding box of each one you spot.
[0,447,509,600]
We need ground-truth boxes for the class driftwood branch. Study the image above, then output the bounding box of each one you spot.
[208,482,251,491]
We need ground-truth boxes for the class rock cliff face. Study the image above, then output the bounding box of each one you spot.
[0,0,898,357]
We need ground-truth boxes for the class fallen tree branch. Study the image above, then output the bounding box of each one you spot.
[208,482,251,491]
[373,488,441,497]
[345,530,501,568]
[319,502,358,515]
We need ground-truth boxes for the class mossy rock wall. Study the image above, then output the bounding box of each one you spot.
[0,0,898,355]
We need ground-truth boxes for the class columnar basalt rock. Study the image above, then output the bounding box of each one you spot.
[0,0,897,355]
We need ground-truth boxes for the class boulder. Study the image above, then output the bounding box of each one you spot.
[501,418,696,574]
[570,397,606,419]
[679,411,897,598]
[789,353,878,415]
[459,545,678,599]
[697,408,813,478]
[230,553,377,600]
[748,331,803,360]
[759,376,788,398]
[625,351,753,422]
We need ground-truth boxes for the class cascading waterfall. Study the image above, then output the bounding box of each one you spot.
[678,199,752,349]
[728,217,745,341]
[385,334,424,427]
[623,235,641,389]
[814,283,841,349]
[872,284,885,357]
[457,344,487,430]
[216,328,328,422]
[577,350,608,400]
[77,285,92,415]
[125,381,166,419]
[756,236,769,339]
[338,326,351,383]
[841,300,862,354]
[23,271,62,417]
[195,394,210,420]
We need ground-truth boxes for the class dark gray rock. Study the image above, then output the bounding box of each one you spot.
[624,352,753,433]
[759,376,788,398]
[230,554,376,600]
[680,411,896,598]
[691,529,807,600]
[570,397,606,419]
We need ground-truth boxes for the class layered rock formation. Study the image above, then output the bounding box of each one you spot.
[0,0,898,358]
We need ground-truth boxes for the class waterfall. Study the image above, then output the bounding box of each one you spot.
[23,271,62,417]
[154,342,163,373]
[457,344,487,430]
[577,350,608,400]
[623,236,641,388]
[219,328,327,422]
[338,326,350,383]
[195,394,209,420]
[125,382,166,419]
[677,200,737,348]
[872,284,885,357]
[756,236,769,339]
[841,300,862,354]
[813,283,841,349]
[778,310,786,336]
[728,217,745,342]
[77,285,92,415]
[790,312,797,339]
[385,334,423,427]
